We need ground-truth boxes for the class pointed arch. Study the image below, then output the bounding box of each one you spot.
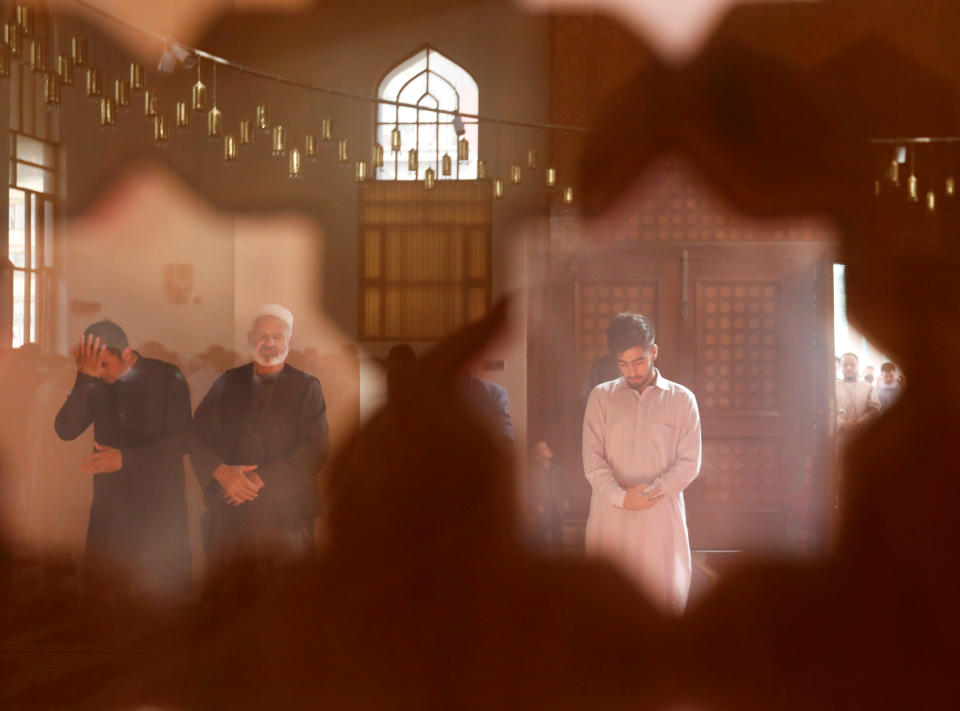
[376,46,479,180]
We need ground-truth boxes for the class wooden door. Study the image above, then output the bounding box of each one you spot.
[539,242,830,552]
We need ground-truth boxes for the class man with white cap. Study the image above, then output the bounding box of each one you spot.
[190,304,329,599]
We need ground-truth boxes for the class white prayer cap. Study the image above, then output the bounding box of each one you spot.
[254,303,294,331]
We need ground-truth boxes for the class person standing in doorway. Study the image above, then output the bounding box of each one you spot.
[582,312,702,613]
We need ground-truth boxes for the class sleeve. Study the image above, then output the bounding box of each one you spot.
[189,374,229,491]
[120,368,192,473]
[256,378,330,504]
[495,385,514,442]
[54,372,104,441]
[648,391,702,498]
[582,387,628,508]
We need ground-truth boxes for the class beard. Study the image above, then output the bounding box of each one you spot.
[252,343,289,367]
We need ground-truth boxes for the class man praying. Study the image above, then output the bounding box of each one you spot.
[582,312,702,614]
[191,304,329,599]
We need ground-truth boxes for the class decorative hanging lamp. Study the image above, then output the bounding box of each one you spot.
[458,137,469,162]
[256,104,270,131]
[338,139,350,164]
[442,153,452,177]
[224,134,238,163]
[144,88,158,117]
[99,97,117,128]
[5,24,21,58]
[493,179,504,198]
[114,79,129,108]
[562,186,574,205]
[154,114,169,144]
[356,160,368,183]
[477,159,487,179]
[408,148,418,174]
[0,44,11,78]
[175,101,189,129]
[207,107,223,139]
[391,126,401,152]
[424,167,436,190]
[85,67,101,98]
[545,167,556,187]
[946,176,955,197]
[510,163,522,185]
[71,36,87,65]
[527,148,539,169]
[305,134,318,159]
[56,55,73,85]
[44,73,60,108]
[272,125,286,155]
[321,118,333,141]
[926,191,936,211]
[239,120,254,146]
[129,62,144,91]
[289,148,302,179]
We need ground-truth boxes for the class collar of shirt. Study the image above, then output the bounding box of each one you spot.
[613,368,669,394]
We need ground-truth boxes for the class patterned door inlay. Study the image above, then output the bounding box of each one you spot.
[687,438,781,513]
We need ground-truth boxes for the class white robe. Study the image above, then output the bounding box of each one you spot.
[582,371,702,613]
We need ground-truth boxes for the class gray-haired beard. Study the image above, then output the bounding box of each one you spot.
[252,343,289,367]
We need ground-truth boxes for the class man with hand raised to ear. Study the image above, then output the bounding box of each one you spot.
[55,319,193,602]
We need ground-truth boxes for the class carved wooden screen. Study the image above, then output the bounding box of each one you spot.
[359,180,491,340]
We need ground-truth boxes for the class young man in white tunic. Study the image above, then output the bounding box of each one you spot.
[582,313,702,614]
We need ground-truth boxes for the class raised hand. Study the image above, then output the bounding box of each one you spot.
[81,442,123,474]
[72,334,107,379]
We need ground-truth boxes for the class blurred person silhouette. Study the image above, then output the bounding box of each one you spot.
[877,362,902,413]
[191,305,329,600]
[835,352,879,437]
[54,320,192,602]
[527,440,564,548]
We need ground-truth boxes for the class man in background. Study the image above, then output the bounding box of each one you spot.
[835,352,880,437]
[191,305,329,600]
[877,362,903,412]
[54,320,192,601]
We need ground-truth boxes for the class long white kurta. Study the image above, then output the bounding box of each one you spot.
[582,371,702,614]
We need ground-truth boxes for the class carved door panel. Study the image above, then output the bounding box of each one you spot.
[543,243,825,552]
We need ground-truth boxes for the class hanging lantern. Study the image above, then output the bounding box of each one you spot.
[946,176,955,197]
[338,139,350,163]
[527,149,539,169]
[562,186,574,205]
[272,125,286,155]
[408,148,418,174]
[114,79,130,109]
[29,39,46,72]
[71,36,87,66]
[373,143,384,168]
[493,179,504,199]
[256,104,270,131]
[425,167,436,190]
[192,79,207,111]
[5,24,21,58]
[391,126,401,152]
[44,73,60,108]
[887,159,900,185]
[874,180,881,197]
[144,88,158,117]
[289,148,302,179]
[239,119,254,146]
[99,97,117,128]
[545,167,556,187]
[510,163,522,185]
[129,62,144,91]
[442,153,452,177]
[175,101,189,129]
[207,107,223,139]
[154,114,169,144]
[0,44,10,78]
[16,5,33,36]
[356,160,368,184]
[477,159,487,179]
[85,68,101,98]
[321,118,333,141]
[305,134,318,158]
[907,174,919,201]
[926,191,936,211]
[458,137,469,162]
[224,134,238,163]
[56,56,73,85]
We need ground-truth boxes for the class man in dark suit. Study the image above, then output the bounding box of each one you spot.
[55,320,192,601]
[191,305,329,599]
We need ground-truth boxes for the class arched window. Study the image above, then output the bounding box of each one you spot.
[376,47,479,181]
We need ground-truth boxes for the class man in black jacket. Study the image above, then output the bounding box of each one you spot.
[54,320,192,601]
[191,304,329,599]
